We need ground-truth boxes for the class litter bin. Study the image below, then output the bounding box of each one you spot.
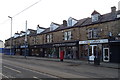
[94,57,100,65]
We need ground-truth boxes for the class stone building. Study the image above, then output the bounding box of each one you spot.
[78,6,120,63]
[5,6,120,63]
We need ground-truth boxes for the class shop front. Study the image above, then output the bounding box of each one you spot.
[30,41,79,59]
[109,36,120,63]
[20,45,30,56]
[79,39,109,62]
[52,41,79,59]
[14,46,21,55]
[30,44,45,57]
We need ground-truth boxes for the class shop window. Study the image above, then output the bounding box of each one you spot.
[64,31,72,40]
[94,46,97,56]
[89,46,92,56]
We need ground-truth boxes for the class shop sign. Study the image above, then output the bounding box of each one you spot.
[53,42,77,47]
[79,39,108,44]
[20,45,28,48]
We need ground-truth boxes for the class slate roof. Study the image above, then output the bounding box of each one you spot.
[6,9,120,41]
[51,22,61,26]
[41,28,50,34]
[14,33,20,35]
[91,10,100,15]
[40,10,120,34]
[38,26,46,29]
[20,31,25,33]
[28,29,36,32]
[37,25,46,29]
[80,10,120,27]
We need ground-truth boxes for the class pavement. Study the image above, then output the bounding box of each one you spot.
[3,55,120,69]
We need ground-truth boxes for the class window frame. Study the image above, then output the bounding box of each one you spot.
[64,31,72,40]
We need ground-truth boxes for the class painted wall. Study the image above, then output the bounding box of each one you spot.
[0,40,4,53]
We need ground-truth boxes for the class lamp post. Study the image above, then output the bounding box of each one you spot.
[24,20,27,58]
[8,16,12,56]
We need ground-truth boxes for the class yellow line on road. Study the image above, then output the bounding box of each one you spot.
[3,66,21,73]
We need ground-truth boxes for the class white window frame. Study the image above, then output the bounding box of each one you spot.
[88,28,100,39]
[64,32,68,40]
[64,31,72,40]
[92,14,99,22]
[46,34,53,43]
[47,35,50,43]
[49,34,52,43]
[88,29,93,39]
[68,31,72,40]
[93,28,99,38]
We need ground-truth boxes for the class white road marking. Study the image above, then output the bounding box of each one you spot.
[33,76,42,80]
[16,66,58,78]
[0,73,9,78]
[3,66,21,73]
[3,63,58,78]
[33,76,38,79]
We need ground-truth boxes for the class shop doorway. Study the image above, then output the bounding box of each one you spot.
[103,48,109,62]
[89,45,97,61]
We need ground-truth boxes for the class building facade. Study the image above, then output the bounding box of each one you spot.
[0,40,4,53]
[5,6,120,63]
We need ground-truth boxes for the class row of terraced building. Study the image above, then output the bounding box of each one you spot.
[5,6,120,63]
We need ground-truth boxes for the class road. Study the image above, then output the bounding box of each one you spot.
[1,55,119,79]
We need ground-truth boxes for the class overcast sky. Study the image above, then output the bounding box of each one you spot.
[0,0,119,42]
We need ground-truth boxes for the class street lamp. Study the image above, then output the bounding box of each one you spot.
[8,16,12,56]
[24,20,27,58]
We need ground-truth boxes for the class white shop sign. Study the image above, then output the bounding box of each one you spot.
[79,39,108,44]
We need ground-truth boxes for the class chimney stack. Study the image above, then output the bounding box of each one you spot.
[63,20,67,27]
[111,6,116,13]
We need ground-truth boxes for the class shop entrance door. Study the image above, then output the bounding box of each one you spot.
[103,48,109,62]
[89,45,97,61]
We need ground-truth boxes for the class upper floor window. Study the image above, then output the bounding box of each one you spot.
[88,28,100,39]
[46,34,53,43]
[67,17,78,27]
[91,10,100,22]
[33,37,36,44]
[64,31,72,40]
[50,22,59,31]
[92,14,99,22]
[88,29,93,39]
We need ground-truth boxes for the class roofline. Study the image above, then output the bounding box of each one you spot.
[37,18,120,35]
[78,18,120,28]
